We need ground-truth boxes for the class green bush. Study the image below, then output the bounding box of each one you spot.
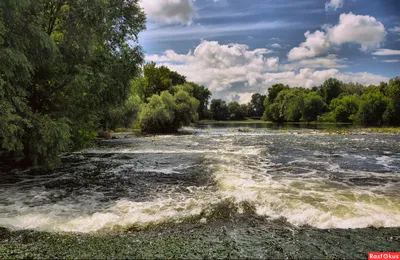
[139,90,199,133]
[356,92,388,125]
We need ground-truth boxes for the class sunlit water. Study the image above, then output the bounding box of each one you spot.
[1,125,400,233]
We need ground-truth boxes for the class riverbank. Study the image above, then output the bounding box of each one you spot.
[1,215,399,259]
[198,120,400,133]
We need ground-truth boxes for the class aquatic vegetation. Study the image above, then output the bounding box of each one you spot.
[238,128,252,133]
[365,127,400,133]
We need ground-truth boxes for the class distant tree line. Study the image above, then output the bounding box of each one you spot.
[208,93,266,121]
[207,77,400,126]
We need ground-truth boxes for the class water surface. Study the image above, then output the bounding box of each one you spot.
[1,125,399,233]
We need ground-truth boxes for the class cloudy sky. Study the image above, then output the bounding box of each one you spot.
[139,0,400,103]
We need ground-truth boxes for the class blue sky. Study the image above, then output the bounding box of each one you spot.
[139,0,400,103]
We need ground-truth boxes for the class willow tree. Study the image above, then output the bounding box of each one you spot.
[0,0,146,167]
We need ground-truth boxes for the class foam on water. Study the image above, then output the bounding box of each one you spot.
[1,129,400,232]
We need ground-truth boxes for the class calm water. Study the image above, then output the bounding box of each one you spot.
[1,125,399,233]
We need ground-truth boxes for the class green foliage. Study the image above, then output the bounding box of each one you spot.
[356,91,388,125]
[170,82,211,120]
[341,83,364,96]
[0,0,146,167]
[210,99,229,121]
[262,102,281,122]
[27,115,71,168]
[328,95,359,123]
[261,77,399,126]
[134,62,187,101]
[104,95,141,130]
[248,93,267,117]
[139,90,199,133]
[302,92,325,122]
[263,88,306,122]
[320,78,343,104]
[228,102,247,120]
[383,77,400,125]
[266,84,289,103]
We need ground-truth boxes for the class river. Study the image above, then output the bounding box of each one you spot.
[1,124,399,234]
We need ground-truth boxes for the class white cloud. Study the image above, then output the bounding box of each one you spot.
[141,21,297,42]
[288,13,386,61]
[389,26,400,34]
[288,30,331,61]
[140,0,196,25]
[270,37,281,41]
[284,55,347,70]
[328,13,386,52]
[372,49,400,56]
[147,41,389,97]
[229,92,254,104]
[261,69,389,89]
[270,43,282,49]
[382,60,400,63]
[147,41,278,92]
[325,0,344,12]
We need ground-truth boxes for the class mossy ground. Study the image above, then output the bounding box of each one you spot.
[1,215,399,259]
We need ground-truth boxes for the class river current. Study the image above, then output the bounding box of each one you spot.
[1,125,399,233]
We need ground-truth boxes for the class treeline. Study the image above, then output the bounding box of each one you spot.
[207,94,265,121]
[207,77,400,126]
[263,78,400,125]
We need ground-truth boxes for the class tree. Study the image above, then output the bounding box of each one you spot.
[210,99,229,121]
[321,78,343,104]
[139,90,199,133]
[356,91,388,125]
[170,83,211,120]
[264,88,305,122]
[264,103,282,122]
[383,77,400,125]
[228,102,246,120]
[302,92,325,122]
[0,0,146,167]
[249,93,267,117]
[329,95,359,123]
[103,95,141,130]
[133,62,188,102]
[267,84,289,103]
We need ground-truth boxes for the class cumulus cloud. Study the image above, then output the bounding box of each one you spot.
[389,26,400,34]
[229,92,254,104]
[260,69,389,89]
[288,13,386,61]
[328,13,386,52]
[325,0,344,12]
[288,30,331,61]
[140,0,196,24]
[372,49,400,56]
[147,41,389,100]
[147,41,278,91]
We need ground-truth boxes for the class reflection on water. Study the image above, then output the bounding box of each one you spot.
[0,124,399,233]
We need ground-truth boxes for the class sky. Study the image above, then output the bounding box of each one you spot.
[139,0,400,103]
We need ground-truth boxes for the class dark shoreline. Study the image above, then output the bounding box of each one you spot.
[1,215,399,259]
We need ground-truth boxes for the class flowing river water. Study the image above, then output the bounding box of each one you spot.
[1,124,400,235]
